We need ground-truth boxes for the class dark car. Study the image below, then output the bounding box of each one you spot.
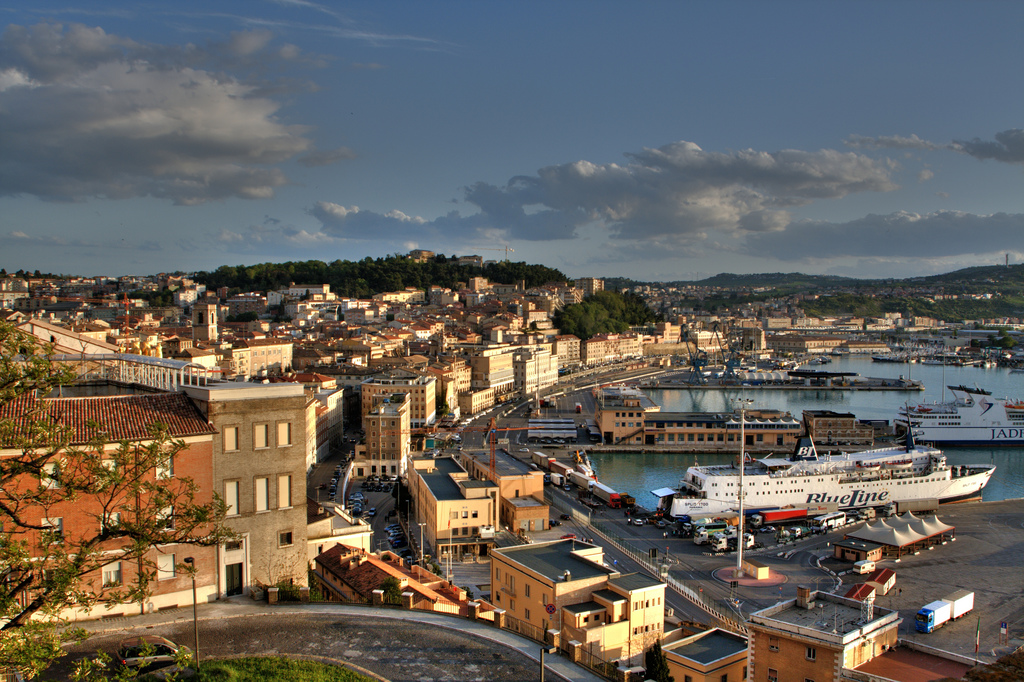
[118,636,191,673]
[560,513,571,520]
[550,519,561,527]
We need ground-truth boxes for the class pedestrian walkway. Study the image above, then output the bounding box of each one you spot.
[77,597,606,682]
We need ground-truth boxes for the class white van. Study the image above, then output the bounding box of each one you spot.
[853,560,876,574]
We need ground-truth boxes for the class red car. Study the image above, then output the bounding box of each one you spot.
[560,533,577,540]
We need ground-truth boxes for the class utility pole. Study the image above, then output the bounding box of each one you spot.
[735,399,753,579]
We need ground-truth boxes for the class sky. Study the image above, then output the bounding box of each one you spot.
[0,1,1022,282]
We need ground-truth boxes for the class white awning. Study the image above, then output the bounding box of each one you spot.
[650,487,677,498]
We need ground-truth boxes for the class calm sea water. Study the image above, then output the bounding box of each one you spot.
[589,356,1024,505]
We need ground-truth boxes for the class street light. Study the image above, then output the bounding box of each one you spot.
[539,645,557,682]
[182,557,199,673]
[734,398,754,580]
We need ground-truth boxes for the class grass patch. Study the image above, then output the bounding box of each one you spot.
[190,656,374,681]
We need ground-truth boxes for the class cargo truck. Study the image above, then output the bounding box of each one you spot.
[748,508,809,528]
[575,402,582,413]
[591,481,622,508]
[549,472,564,486]
[916,590,974,633]
[885,498,939,517]
[531,452,554,468]
[550,460,573,479]
[566,470,595,490]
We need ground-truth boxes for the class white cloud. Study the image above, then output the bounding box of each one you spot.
[0,22,323,204]
[845,133,944,151]
[310,140,897,249]
[918,169,934,182]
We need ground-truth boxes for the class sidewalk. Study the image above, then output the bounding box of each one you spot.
[77,597,606,682]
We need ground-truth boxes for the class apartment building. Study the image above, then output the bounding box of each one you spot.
[0,392,220,620]
[408,456,498,561]
[747,588,899,682]
[460,450,549,533]
[467,345,515,395]
[491,539,667,665]
[575,277,604,298]
[183,382,310,596]
[662,629,749,682]
[554,334,581,366]
[360,369,437,428]
[512,346,559,396]
[356,392,412,478]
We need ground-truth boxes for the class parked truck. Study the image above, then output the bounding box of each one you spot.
[916,590,975,633]
[566,470,595,490]
[532,452,554,469]
[591,481,622,508]
[885,498,939,517]
[549,472,564,486]
[693,523,731,545]
[748,508,809,528]
[550,460,573,479]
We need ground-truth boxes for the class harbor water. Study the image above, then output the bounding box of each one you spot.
[588,356,1024,506]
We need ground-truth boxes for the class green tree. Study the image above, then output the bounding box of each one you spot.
[644,642,674,682]
[0,321,234,679]
[380,576,403,605]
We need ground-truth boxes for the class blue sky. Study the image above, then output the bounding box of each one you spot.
[1,1,1021,281]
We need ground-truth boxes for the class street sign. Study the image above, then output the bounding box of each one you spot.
[545,603,556,615]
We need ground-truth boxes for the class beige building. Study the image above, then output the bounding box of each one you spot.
[356,392,412,478]
[360,369,436,428]
[306,498,372,561]
[575,277,604,298]
[183,382,310,597]
[467,345,516,395]
[460,450,549,533]
[747,588,899,682]
[513,346,559,396]
[491,539,667,666]
[408,456,498,561]
[458,387,496,416]
[554,335,581,366]
[663,629,749,682]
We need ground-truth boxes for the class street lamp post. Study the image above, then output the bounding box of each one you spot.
[539,646,557,682]
[418,522,426,566]
[734,399,753,580]
[182,557,199,673]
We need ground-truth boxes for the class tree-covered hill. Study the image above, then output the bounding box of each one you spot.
[193,255,567,298]
[553,290,661,340]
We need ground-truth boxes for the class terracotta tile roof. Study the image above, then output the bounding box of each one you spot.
[1,392,215,446]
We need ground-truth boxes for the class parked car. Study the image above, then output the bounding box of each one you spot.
[367,507,376,517]
[631,518,645,526]
[118,636,191,673]
[560,513,572,520]
[560,533,577,540]
[550,519,561,527]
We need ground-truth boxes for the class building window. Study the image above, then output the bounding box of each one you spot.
[278,475,292,508]
[277,421,292,447]
[721,675,728,682]
[472,510,479,519]
[41,517,63,541]
[101,512,121,533]
[767,670,778,682]
[768,636,779,652]
[158,506,174,530]
[255,477,269,511]
[224,426,239,452]
[254,423,269,449]
[525,608,530,620]
[462,511,468,518]
[279,531,293,547]
[103,561,122,587]
[156,453,174,479]
[226,540,242,551]
[157,554,175,580]
[225,481,239,516]
[685,677,693,682]
[525,583,530,597]
[806,646,816,661]
[42,461,61,489]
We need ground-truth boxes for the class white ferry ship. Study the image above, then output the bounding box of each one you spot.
[895,384,1024,445]
[667,433,994,518]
